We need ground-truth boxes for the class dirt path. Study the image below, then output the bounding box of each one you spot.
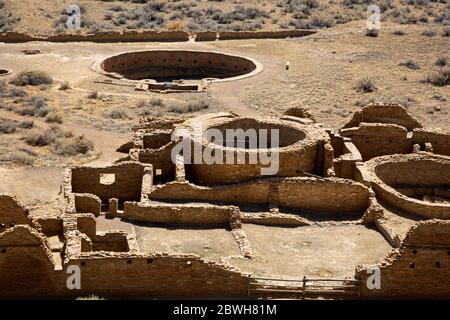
[0,109,128,166]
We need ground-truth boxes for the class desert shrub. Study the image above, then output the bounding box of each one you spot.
[0,150,36,165]
[106,107,128,119]
[170,98,210,113]
[301,13,335,29]
[399,59,420,69]
[434,9,450,25]
[187,98,210,112]
[366,28,379,37]
[20,96,54,117]
[87,90,98,99]
[45,112,64,124]
[422,29,436,37]
[52,135,94,156]
[17,120,34,129]
[139,107,153,116]
[10,71,53,86]
[356,77,377,93]
[149,97,164,107]
[435,56,448,67]
[393,29,406,35]
[443,28,450,37]
[8,87,27,98]
[427,67,450,86]
[0,119,17,134]
[25,128,57,146]
[59,81,70,90]
[432,93,447,101]
[0,1,20,33]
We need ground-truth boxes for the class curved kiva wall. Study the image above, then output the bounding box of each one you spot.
[179,114,331,185]
[96,50,261,83]
[362,154,450,219]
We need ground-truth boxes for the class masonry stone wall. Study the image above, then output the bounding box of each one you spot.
[0,194,30,228]
[357,220,450,298]
[71,162,149,203]
[344,104,422,131]
[413,129,450,156]
[74,193,101,216]
[116,202,240,226]
[149,177,370,213]
[341,123,413,161]
[361,154,450,219]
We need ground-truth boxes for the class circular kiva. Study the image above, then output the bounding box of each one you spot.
[0,68,12,76]
[365,153,450,219]
[94,49,262,83]
[181,113,329,185]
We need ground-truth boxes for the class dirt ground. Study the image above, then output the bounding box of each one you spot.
[134,223,241,262]
[230,223,392,278]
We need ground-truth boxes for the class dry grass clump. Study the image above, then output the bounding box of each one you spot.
[169,98,210,113]
[24,126,94,156]
[45,112,64,124]
[9,71,53,86]
[427,67,450,87]
[59,81,70,90]
[0,118,34,134]
[399,59,420,69]
[0,148,37,165]
[15,96,54,117]
[356,77,377,93]
[106,107,129,119]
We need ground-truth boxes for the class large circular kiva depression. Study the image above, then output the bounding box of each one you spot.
[98,50,261,83]
[366,154,450,219]
[181,113,329,186]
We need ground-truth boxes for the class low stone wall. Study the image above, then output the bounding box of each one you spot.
[116,202,240,227]
[413,128,450,157]
[357,220,450,298]
[218,29,316,40]
[341,123,413,161]
[149,177,370,213]
[70,162,150,203]
[74,193,101,216]
[195,31,218,42]
[343,104,422,131]
[0,223,250,298]
[360,153,450,219]
[0,31,189,43]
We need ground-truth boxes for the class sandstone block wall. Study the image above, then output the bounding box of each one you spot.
[218,29,316,40]
[71,162,149,203]
[74,193,101,216]
[117,202,239,226]
[149,177,370,213]
[341,123,413,161]
[413,129,450,156]
[0,194,30,228]
[357,220,450,298]
[343,104,422,131]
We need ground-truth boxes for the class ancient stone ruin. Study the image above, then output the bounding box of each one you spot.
[1,104,449,299]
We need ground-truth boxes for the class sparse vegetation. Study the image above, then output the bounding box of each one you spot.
[87,90,99,99]
[106,107,128,119]
[10,71,53,87]
[435,56,448,67]
[356,77,377,93]
[366,28,379,37]
[24,126,94,156]
[399,60,420,70]
[45,112,64,124]
[427,67,450,87]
